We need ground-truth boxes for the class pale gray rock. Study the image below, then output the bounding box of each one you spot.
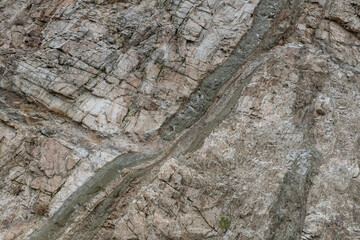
[0,0,359,239]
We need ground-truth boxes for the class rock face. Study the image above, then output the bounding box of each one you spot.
[0,0,359,239]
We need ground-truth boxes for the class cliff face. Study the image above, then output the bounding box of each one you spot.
[0,0,359,239]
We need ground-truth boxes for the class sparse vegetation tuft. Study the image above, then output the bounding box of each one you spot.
[219,216,231,230]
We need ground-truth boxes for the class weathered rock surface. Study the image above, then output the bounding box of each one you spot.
[0,0,359,239]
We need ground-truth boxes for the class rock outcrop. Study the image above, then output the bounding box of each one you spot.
[0,0,359,239]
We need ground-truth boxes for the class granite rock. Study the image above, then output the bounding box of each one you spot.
[0,0,359,239]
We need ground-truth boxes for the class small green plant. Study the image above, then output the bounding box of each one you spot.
[218,216,231,230]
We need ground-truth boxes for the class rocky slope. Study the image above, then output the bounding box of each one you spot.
[0,0,359,239]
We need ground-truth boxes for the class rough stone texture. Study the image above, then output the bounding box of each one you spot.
[0,0,359,239]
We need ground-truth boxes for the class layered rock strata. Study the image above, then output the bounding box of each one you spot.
[0,0,359,239]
